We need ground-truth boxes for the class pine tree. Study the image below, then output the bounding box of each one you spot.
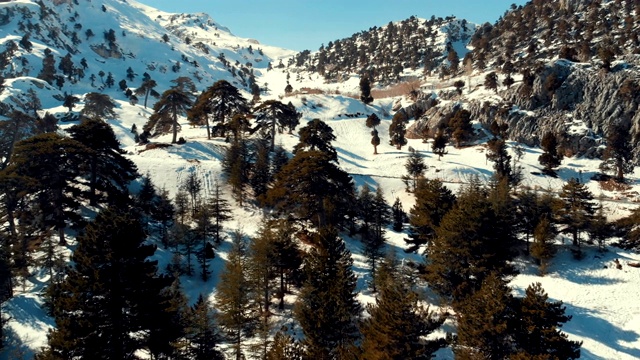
[209,181,232,245]
[599,122,633,183]
[512,283,581,359]
[67,118,138,206]
[359,75,374,104]
[266,150,354,228]
[0,111,39,170]
[370,128,381,155]
[150,188,175,248]
[404,149,427,193]
[484,71,499,92]
[361,253,446,359]
[192,201,214,281]
[254,100,301,151]
[268,219,302,310]
[431,127,448,160]
[189,80,249,139]
[295,227,361,359]
[293,118,338,161]
[135,78,160,109]
[556,178,595,248]
[449,109,473,147]
[362,187,390,292]
[222,139,250,205]
[150,88,193,144]
[405,178,455,252]
[180,170,202,216]
[81,92,118,119]
[423,180,516,304]
[486,137,513,184]
[531,215,557,275]
[216,231,255,360]
[539,131,563,176]
[391,197,404,232]
[37,205,172,360]
[388,112,408,150]
[267,330,304,360]
[251,139,272,204]
[185,294,225,360]
[454,273,515,360]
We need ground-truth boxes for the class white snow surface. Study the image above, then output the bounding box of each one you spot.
[0,1,639,359]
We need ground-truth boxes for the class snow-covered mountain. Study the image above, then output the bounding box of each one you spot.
[1,1,640,359]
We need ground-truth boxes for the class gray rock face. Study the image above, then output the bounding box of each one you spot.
[407,59,640,160]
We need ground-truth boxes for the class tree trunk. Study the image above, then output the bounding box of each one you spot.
[373,145,378,155]
[172,105,178,144]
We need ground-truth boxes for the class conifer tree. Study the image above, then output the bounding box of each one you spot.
[370,128,381,155]
[293,118,338,161]
[431,126,448,160]
[423,180,516,304]
[37,205,172,359]
[512,283,581,359]
[295,227,361,359]
[254,100,301,151]
[189,80,249,139]
[135,78,160,109]
[185,294,225,360]
[192,201,214,281]
[539,131,563,176]
[388,112,408,150]
[67,118,139,206]
[0,111,39,170]
[180,170,202,216]
[267,330,304,360]
[531,215,557,275]
[600,122,633,183]
[556,178,595,248]
[361,253,446,359]
[449,109,473,147]
[216,231,255,360]
[267,219,302,310]
[486,137,514,184]
[359,75,374,104]
[266,150,354,228]
[404,149,427,192]
[81,92,118,119]
[405,178,455,252]
[223,139,250,205]
[150,188,175,248]
[151,88,193,144]
[454,273,514,360]
[251,139,272,204]
[210,181,232,245]
[391,197,404,231]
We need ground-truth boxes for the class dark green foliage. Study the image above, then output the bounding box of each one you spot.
[388,111,408,149]
[37,205,172,360]
[251,139,272,204]
[266,150,354,228]
[135,78,160,109]
[67,118,138,206]
[189,80,249,139]
[359,75,374,104]
[38,48,56,85]
[449,109,473,147]
[423,180,516,304]
[486,138,514,184]
[62,94,80,112]
[391,197,404,232]
[254,100,301,151]
[556,178,595,248]
[185,294,225,360]
[454,273,515,360]
[404,150,426,192]
[149,88,193,144]
[531,216,557,275]
[370,128,381,155]
[209,181,232,245]
[484,71,499,92]
[431,126,448,160]
[361,187,390,292]
[361,253,446,359]
[0,111,39,170]
[81,92,117,119]
[365,113,381,129]
[405,178,455,252]
[223,139,250,205]
[293,118,337,161]
[512,283,581,359]
[539,131,563,176]
[295,227,361,359]
[216,232,255,360]
[150,188,175,248]
[5,133,89,244]
[180,171,202,216]
[600,122,633,182]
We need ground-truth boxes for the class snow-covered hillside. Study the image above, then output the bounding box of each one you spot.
[1,1,640,359]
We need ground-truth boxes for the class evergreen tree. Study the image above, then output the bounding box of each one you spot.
[62,94,80,112]
[189,80,249,139]
[216,231,256,360]
[81,92,117,119]
[362,187,390,292]
[192,202,214,281]
[405,178,455,252]
[293,118,337,161]
[539,131,563,176]
[267,330,304,360]
[454,273,515,360]
[556,178,595,248]
[180,171,202,216]
[268,219,302,310]
[404,149,427,193]
[388,112,408,150]
[135,78,160,109]
[222,139,250,205]
[37,205,172,359]
[365,113,381,130]
[185,294,225,360]
[486,137,513,184]
[370,128,381,155]
[431,126,448,160]
[599,122,633,183]
[209,181,232,245]
[512,283,581,359]
[361,253,446,359]
[484,71,499,92]
[6,133,89,245]
[251,139,272,204]
[67,118,138,206]
[266,150,354,228]
[254,100,301,151]
[295,227,361,359]
[449,109,473,148]
[391,197,404,232]
[0,111,39,170]
[150,188,175,248]
[359,75,374,104]
[531,215,557,275]
[38,48,56,85]
[423,180,516,304]
[150,88,193,144]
